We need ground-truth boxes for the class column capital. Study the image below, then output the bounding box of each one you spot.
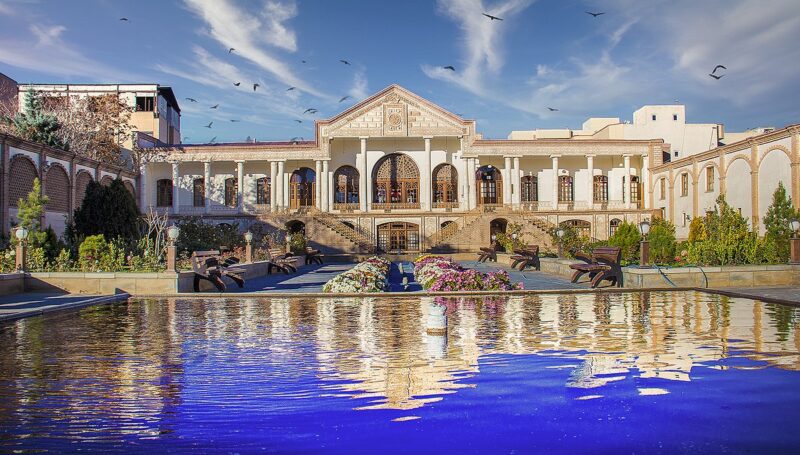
[359,136,369,140]
[585,154,596,158]
[235,159,245,164]
[549,154,561,159]
[423,135,434,140]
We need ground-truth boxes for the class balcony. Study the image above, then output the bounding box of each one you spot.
[372,202,420,211]
[432,202,459,210]
[333,203,359,212]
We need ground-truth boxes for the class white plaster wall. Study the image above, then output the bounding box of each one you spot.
[697,164,719,215]
[9,146,40,167]
[726,159,752,227]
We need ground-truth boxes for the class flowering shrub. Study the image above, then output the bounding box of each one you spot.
[414,255,523,292]
[323,256,391,293]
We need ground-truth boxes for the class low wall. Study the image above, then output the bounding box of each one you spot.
[177,261,271,293]
[0,273,25,296]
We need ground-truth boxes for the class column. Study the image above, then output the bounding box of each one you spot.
[422,136,432,211]
[236,160,244,213]
[642,154,650,209]
[623,155,632,209]
[269,161,277,212]
[283,168,290,208]
[1,139,8,234]
[322,160,330,211]
[551,155,560,209]
[315,160,322,210]
[466,158,476,210]
[139,163,148,211]
[171,161,180,214]
[502,156,512,207]
[586,154,595,207]
[203,161,211,214]
[359,137,368,211]
[275,160,285,211]
[512,157,521,208]
[461,156,470,211]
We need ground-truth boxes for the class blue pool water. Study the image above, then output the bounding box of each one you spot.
[1,291,800,453]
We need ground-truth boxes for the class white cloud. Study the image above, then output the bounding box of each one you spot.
[348,70,368,100]
[262,0,298,51]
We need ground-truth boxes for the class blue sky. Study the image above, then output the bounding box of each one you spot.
[0,0,798,143]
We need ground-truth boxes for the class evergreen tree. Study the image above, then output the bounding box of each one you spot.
[13,90,68,149]
[72,178,140,241]
[13,178,62,258]
[608,220,641,263]
[763,182,800,261]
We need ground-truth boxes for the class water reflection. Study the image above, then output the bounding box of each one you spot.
[0,291,799,446]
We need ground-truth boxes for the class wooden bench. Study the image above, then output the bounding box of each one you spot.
[191,250,246,292]
[477,246,497,263]
[267,248,298,274]
[510,246,540,271]
[305,247,324,265]
[569,246,623,288]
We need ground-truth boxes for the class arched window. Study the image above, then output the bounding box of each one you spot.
[560,219,591,237]
[705,167,715,192]
[593,175,608,203]
[290,167,316,208]
[630,176,640,203]
[193,178,205,207]
[521,175,537,203]
[377,222,420,252]
[224,177,238,207]
[156,179,173,207]
[75,171,93,209]
[609,218,621,237]
[9,155,37,208]
[256,177,270,205]
[558,175,574,202]
[100,175,114,187]
[476,165,502,205]
[373,153,420,209]
[680,173,689,197]
[44,165,70,213]
[433,163,458,207]
[334,165,359,206]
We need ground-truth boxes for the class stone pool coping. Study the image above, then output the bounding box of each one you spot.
[0,292,130,322]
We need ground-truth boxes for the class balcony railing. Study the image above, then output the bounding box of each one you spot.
[432,201,459,209]
[244,203,270,213]
[333,203,359,212]
[372,202,420,211]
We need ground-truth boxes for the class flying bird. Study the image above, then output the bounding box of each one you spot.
[228,48,235,53]
[233,82,241,86]
[339,59,351,65]
[210,104,219,109]
[204,122,213,128]
[253,83,260,91]
[286,86,296,91]
[301,60,307,64]
[185,97,197,102]
[119,17,129,21]
[339,95,351,103]
[230,119,240,122]
[708,73,724,80]
[711,65,727,74]
[290,136,304,143]
[209,136,217,143]
[585,11,605,17]
[546,107,559,112]
[443,65,455,71]
[303,108,318,114]
[482,13,503,21]
[294,119,303,123]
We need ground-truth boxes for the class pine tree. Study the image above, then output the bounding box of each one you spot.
[763,182,800,261]
[12,89,68,150]
[13,178,57,253]
[73,178,140,241]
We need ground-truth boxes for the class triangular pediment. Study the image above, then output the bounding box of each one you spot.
[319,85,471,138]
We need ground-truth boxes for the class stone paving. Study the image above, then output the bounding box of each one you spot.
[715,286,800,305]
[229,263,355,293]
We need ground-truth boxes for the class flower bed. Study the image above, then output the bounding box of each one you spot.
[414,255,523,292]
[322,256,391,293]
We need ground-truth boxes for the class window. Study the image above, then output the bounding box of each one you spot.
[558,175,574,202]
[334,166,359,204]
[225,177,238,207]
[674,151,679,158]
[630,176,640,203]
[256,177,270,204]
[432,164,458,206]
[652,114,657,121]
[680,173,689,197]
[593,175,608,203]
[609,218,621,237]
[705,167,714,192]
[377,222,420,252]
[521,175,538,202]
[673,114,678,121]
[373,153,420,207]
[561,219,591,238]
[193,178,204,207]
[136,96,155,112]
[156,179,172,207]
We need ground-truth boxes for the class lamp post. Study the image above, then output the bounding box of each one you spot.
[285,233,292,255]
[511,232,518,250]
[639,220,651,267]
[166,225,180,272]
[555,227,565,259]
[789,219,800,265]
[14,226,28,272]
[491,233,497,249]
[244,231,254,263]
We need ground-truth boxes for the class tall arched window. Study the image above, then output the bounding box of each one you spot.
[256,177,270,205]
[8,155,37,208]
[224,177,238,207]
[156,179,173,207]
[558,175,574,202]
[290,167,316,208]
[193,178,205,207]
[521,175,538,203]
[476,165,502,205]
[334,165,359,207]
[609,218,621,237]
[630,176,640,204]
[593,175,608,203]
[433,163,458,208]
[373,153,420,208]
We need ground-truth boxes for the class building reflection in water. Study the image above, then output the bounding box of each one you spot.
[1,291,799,433]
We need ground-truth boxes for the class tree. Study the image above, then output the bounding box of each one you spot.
[648,218,677,264]
[763,182,800,261]
[72,178,140,241]
[13,178,62,258]
[50,94,133,165]
[608,220,641,263]
[12,89,67,149]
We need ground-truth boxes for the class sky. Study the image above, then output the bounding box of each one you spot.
[0,0,798,143]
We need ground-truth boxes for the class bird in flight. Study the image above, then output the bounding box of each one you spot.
[230,119,240,123]
[209,136,217,143]
[233,82,241,86]
[303,108,318,114]
[339,96,351,103]
[443,65,456,71]
[339,59,351,65]
[228,48,235,53]
[210,104,219,109]
[286,86,296,91]
[294,119,303,123]
[708,73,724,80]
[119,17,129,21]
[185,97,197,102]
[291,136,304,143]
[253,83,260,91]
[585,11,605,17]
[483,13,503,21]
[301,60,307,64]
[204,122,213,128]
[711,65,727,74]
[546,107,559,112]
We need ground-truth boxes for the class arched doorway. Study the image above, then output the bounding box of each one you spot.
[285,220,305,234]
[432,163,458,208]
[476,165,502,206]
[373,153,420,209]
[489,218,507,238]
[290,167,316,209]
[334,165,359,208]
[376,222,420,252]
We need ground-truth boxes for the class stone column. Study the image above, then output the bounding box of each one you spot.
[171,161,180,214]
[140,163,148,211]
[269,161,277,212]
[322,160,330,211]
[551,155,560,209]
[236,160,244,213]
[624,155,632,209]
[283,167,290,209]
[466,158,476,210]
[641,154,650,210]
[512,157,521,208]
[315,160,322,210]
[461,155,470,211]
[422,136,433,211]
[0,139,8,234]
[203,161,211,214]
[503,156,512,207]
[359,137,368,212]
[586,154,595,208]
[275,160,285,211]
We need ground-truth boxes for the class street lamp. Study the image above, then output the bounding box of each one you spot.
[14,226,28,272]
[555,227,565,258]
[639,220,651,267]
[166,225,180,273]
[244,231,254,263]
[167,225,180,244]
[789,219,800,265]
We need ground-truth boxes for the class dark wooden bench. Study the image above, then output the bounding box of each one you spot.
[477,246,497,263]
[191,250,246,292]
[267,248,298,274]
[510,246,540,271]
[305,247,323,265]
[569,246,623,288]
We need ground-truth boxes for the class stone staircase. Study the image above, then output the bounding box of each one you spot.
[311,210,376,253]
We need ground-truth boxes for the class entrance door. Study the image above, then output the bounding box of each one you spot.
[289,167,316,209]
[377,222,420,252]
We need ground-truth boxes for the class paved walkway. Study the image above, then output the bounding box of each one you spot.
[0,292,128,322]
[460,260,586,290]
[230,263,355,293]
[713,286,800,306]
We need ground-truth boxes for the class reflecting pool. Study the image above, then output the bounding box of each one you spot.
[2,291,800,453]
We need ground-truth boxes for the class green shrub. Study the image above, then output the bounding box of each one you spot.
[175,218,244,255]
[288,233,307,255]
[78,234,108,270]
[648,218,677,264]
[72,178,140,242]
[688,217,707,243]
[496,223,526,253]
[608,221,640,263]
